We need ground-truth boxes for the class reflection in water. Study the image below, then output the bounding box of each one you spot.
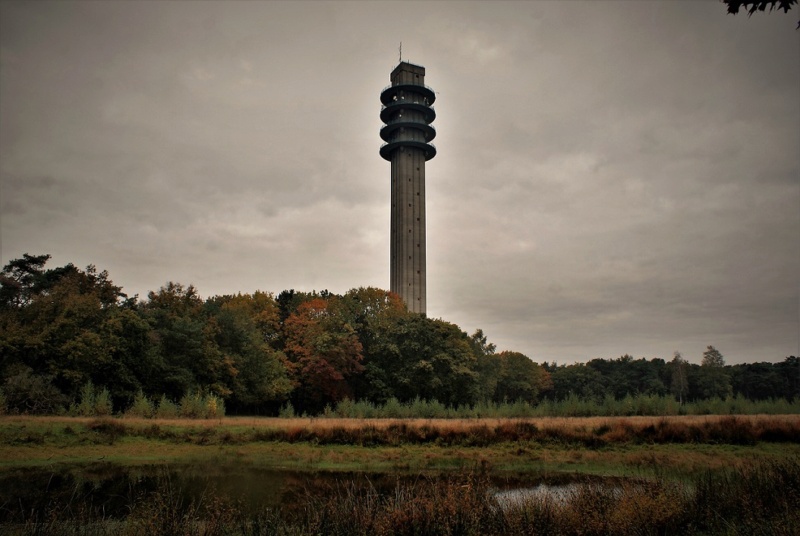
[493,483,581,508]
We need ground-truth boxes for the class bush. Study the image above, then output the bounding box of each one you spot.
[1,365,67,414]
[155,395,179,419]
[177,390,226,419]
[94,387,113,416]
[179,391,206,418]
[126,390,155,418]
[71,381,112,417]
[279,402,296,418]
[204,393,225,419]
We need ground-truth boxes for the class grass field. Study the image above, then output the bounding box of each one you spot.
[1,414,798,477]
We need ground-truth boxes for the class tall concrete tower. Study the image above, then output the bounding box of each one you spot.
[380,62,436,314]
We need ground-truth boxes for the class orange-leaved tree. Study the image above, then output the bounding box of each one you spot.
[283,297,364,411]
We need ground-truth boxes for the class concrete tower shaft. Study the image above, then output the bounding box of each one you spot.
[380,62,436,314]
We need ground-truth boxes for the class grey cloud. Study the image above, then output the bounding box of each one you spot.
[1,1,797,364]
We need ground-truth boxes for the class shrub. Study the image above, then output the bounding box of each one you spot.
[155,395,179,419]
[204,393,225,419]
[178,391,206,418]
[126,390,155,418]
[279,402,296,418]
[94,387,112,416]
[2,366,68,415]
[71,381,111,416]
[177,390,226,419]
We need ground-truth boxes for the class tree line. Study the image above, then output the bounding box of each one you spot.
[0,254,797,415]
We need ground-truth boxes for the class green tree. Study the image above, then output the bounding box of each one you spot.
[0,253,52,308]
[0,256,136,407]
[206,293,292,413]
[494,351,551,404]
[778,356,799,400]
[141,282,233,400]
[363,315,480,407]
[1,364,67,414]
[696,345,732,399]
[469,329,500,402]
[550,364,606,401]
[670,351,689,405]
[334,287,410,404]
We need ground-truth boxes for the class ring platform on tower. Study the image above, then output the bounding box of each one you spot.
[380,140,437,161]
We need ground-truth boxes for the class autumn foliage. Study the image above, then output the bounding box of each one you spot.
[0,255,797,416]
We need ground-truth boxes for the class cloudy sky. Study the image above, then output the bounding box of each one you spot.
[1,1,798,365]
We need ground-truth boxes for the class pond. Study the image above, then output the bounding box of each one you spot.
[0,462,628,522]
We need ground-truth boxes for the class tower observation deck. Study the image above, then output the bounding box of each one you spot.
[380,62,436,314]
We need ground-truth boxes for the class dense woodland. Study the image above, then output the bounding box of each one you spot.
[0,254,797,415]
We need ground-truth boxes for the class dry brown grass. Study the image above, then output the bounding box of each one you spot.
[4,413,799,433]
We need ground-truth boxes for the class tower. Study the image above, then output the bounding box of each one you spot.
[380,62,436,314]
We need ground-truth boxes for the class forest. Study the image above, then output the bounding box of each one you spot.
[0,254,797,416]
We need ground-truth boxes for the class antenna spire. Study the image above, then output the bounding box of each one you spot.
[399,42,402,63]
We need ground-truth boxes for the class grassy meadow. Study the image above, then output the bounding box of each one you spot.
[2,414,799,475]
[1,414,799,534]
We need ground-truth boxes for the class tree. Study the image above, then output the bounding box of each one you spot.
[205,293,292,413]
[469,329,501,402]
[777,356,799,400]
[730,361,786,400]
[283,297,364,412]
[0,256,136,407]
[141,282,234,400]
[550,364,606,401]
[0,253,53,308]
[1,364,68,414]
[696,345,732,399]
[702,345,725,367]
[494,351,552,404]
[723,1,799,28]
[670,351,689,405]
[333,288,410,404]
[361,315,480,407]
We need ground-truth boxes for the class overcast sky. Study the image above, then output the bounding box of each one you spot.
[1,1,798,365]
